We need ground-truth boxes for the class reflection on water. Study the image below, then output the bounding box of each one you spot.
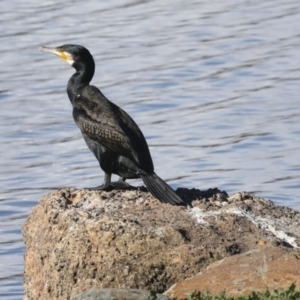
[1,0,300,298]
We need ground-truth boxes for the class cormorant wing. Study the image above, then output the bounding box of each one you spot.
[72,86,154,172]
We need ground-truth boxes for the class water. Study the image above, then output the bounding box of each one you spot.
[1,0,300,298]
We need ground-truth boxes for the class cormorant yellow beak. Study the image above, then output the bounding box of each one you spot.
[38,46,74,65]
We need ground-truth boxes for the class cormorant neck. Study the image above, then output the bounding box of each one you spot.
[67,59,95,104]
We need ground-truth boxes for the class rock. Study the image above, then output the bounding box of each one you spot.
[165,246,300,298]
[71,288,169,300]
[22,188,300,300]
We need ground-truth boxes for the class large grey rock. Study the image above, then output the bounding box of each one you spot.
[22,188,300,300]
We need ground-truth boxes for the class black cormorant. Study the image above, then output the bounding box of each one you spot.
[38,44,183,205]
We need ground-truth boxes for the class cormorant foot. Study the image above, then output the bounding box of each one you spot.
[110,180,130,189]
[87,181,134,191]
[90,184,113,191]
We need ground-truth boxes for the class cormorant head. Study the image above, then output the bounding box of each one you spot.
[38,44,94,71]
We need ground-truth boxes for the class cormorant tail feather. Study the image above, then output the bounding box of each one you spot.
[141,173,183,205]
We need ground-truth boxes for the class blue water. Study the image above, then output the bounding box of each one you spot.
[1,0,300,298]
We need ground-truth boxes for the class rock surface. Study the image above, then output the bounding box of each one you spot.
[22,187,300,300]
[71,288,168,300]
[165,246,300,298]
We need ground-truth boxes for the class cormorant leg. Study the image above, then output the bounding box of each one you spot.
[92,173,112,190]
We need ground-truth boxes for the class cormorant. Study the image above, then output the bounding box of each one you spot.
[38,44,183,205]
